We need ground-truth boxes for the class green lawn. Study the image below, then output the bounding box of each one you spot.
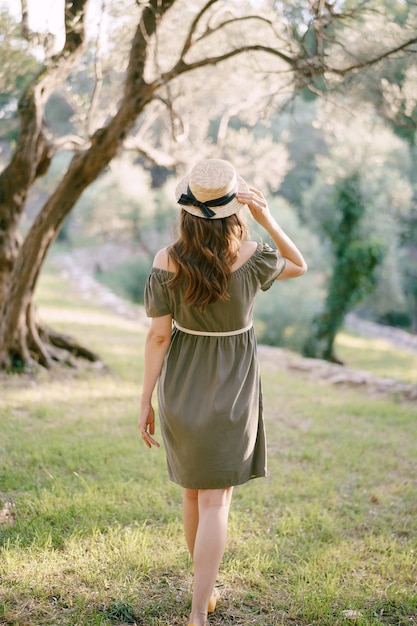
[0,261,416,625]
[335,331,417,384]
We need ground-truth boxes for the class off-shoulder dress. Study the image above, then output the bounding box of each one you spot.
[144,242,285,489]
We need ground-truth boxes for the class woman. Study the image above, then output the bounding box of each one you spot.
[138,158,307,626]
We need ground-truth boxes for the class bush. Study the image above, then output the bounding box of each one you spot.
[96,256,153,304]
[255,275,322,351]
[376,310,413,330]
[251,195,325,352]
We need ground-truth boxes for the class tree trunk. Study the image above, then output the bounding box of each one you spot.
[0,90,154,368]
[0,0,90,295]
[0,103,52,305]
[303,296,353,364]
[0,0,169,370]
[0,0,91,369]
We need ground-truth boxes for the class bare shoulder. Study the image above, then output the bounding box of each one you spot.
[241,240,258,256]
[153,247,170,270]
[153,247,178,272]
[231,240,258,271]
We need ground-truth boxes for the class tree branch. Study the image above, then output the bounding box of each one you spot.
[0,0,90,206]
[122,0,175,104]
[20,0,30,40]
[160,44,296,86]
[87,0,105,136]
[330,36,417,76]
[123,137,176,168]
[194,15,276,45]
[52,134,90,151]
[175,4,295,80]
[63,0,89,55]
[152,94,188,141]
[179,0,219,59]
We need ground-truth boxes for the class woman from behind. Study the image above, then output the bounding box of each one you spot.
[139,158,307,626]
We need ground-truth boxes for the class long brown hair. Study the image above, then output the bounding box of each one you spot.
[167,209,249,310]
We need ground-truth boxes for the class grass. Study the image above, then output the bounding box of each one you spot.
[0,258,416,625]
[335,331,417,384]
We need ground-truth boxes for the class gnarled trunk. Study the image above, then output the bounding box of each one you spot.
[0,0,91,369]
[0,105,152,369]
[0,0,165,370]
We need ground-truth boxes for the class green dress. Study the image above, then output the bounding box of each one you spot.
[144,242,285,489]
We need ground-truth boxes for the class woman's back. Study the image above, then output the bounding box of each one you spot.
[146,242,285,333]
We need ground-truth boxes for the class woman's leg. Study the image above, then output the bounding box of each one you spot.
[183,488,199,558]
[188,487,233,626]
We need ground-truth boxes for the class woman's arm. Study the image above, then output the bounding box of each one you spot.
[138,313,172,448]
[237,187,308,279]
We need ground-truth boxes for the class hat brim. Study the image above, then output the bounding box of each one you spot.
[175,174,249,219]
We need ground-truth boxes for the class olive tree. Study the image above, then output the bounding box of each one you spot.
[301,102,414,361]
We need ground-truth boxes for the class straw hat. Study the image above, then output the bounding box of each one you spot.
[175,159,248,219]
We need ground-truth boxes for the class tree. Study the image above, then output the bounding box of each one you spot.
[1,0,417,370]
[303,175,385,362]
[356,48,417,331]
[312,28,417,334]
[0,9,40,140]
[300,97,413,360]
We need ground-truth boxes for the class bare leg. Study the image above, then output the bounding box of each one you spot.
[183,488,199,558]
[188,487,233,626]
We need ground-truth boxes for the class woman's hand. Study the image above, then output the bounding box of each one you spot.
[138,401,160,449]
[236,187,273,227]
[237,186,308,278]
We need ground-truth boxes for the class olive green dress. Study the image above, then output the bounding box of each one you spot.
[144,242,285,489]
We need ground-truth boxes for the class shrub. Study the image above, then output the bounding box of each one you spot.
[96,256,153,304]
[251,195,325,352]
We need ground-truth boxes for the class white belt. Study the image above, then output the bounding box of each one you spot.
[174,321,253,337]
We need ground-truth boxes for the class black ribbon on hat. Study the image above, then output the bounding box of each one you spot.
[178,186,237,219]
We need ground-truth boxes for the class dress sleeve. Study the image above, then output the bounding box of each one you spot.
[144,269,171,317]
[258,243,286,291]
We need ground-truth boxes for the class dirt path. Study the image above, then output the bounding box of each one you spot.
[257,344,417,401]
[55,249,417,402]
[56,247,149,327]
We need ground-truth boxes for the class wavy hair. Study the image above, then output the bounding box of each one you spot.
[167,209,249,310]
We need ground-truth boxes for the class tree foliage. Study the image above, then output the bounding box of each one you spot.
[0,9,39,138]
[300,98,414,360]
[303,175,385,362]
[1,0,417,370]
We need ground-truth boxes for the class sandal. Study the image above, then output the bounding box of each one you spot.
[207,588,220,613]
